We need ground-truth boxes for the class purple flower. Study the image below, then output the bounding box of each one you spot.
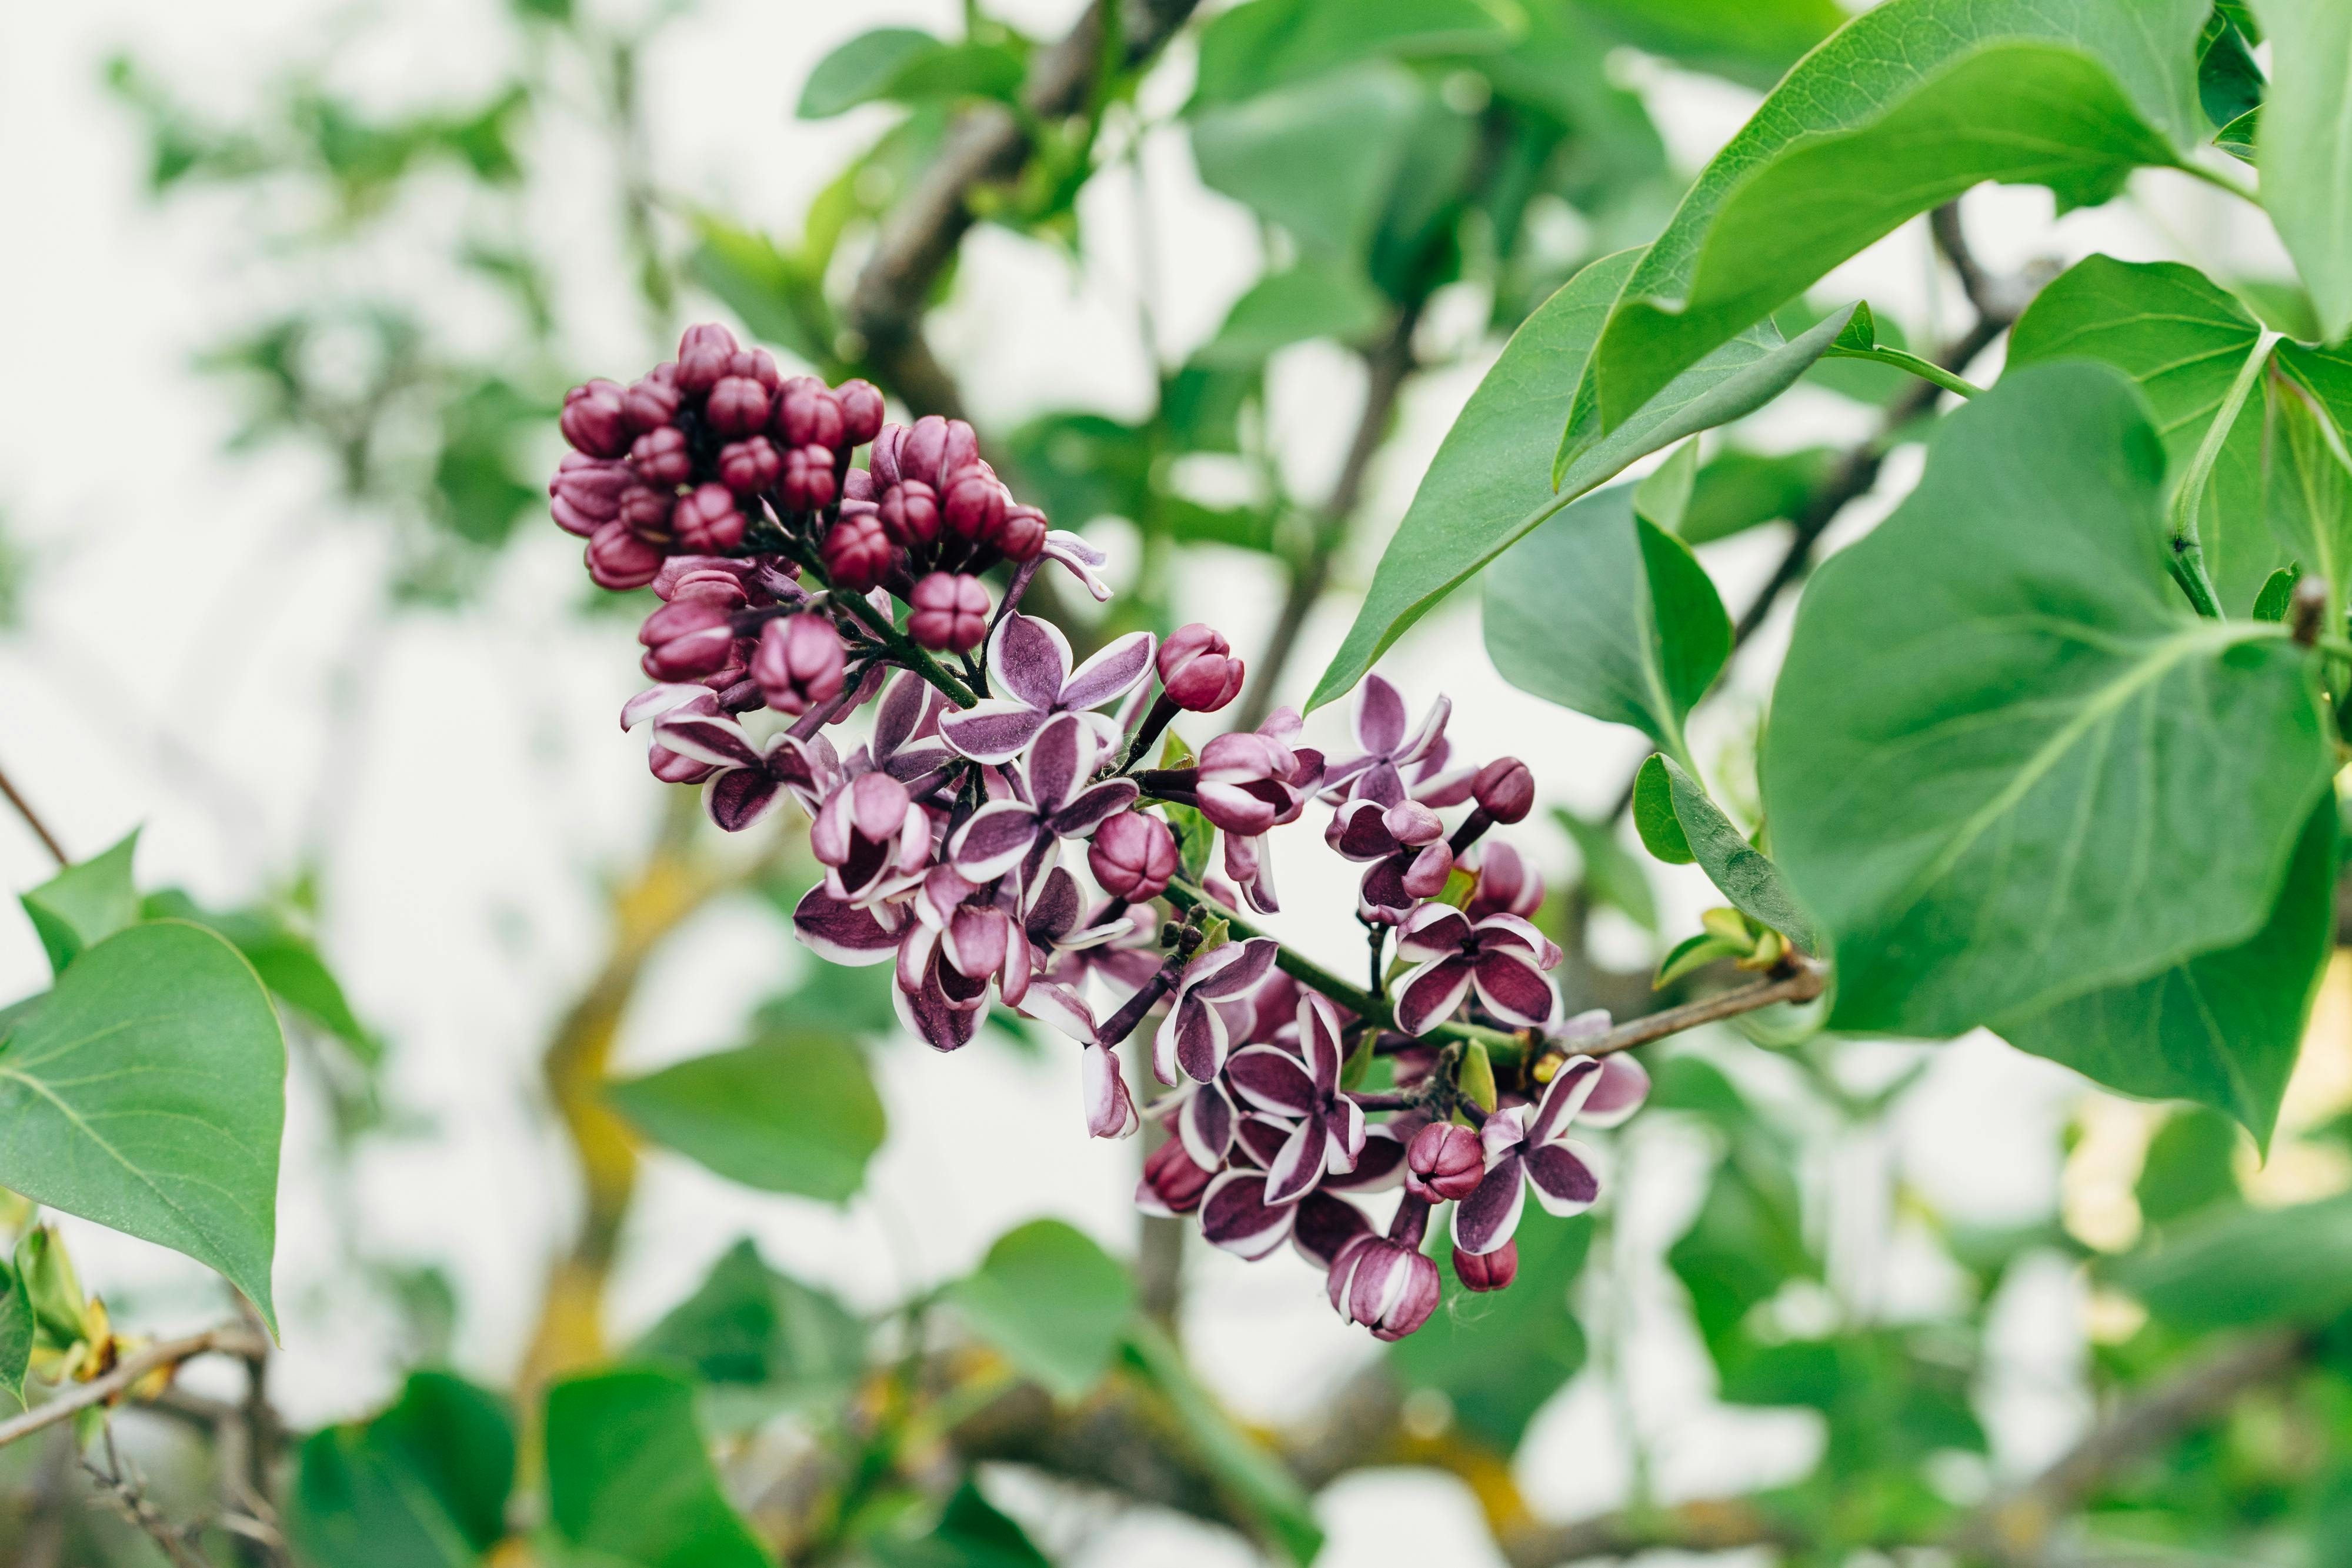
[1088,810,1178,901]
[1454,1242,1517,1292]
[893,868,1033,1053]
[1136,1138,1214,1217]
[752,613,846,716]
[791,885,906,966]
[1325,798,1454,922]
[865,670,959,785]
[1041,529,1115,602]
[1156,623,1246,712]
[946,713,1139,888]
[1152,936,1280,1084]
[651,703,830,833]
[1221,993,1366,1205]
[939,615,1156,765]
[1193,709,1324,914]
[1329,1203,1443,1340]
[908,572,991,653]
[1403,1121,1483,1203]
[812,772,932,905]
[1319,675,1452,806]
[1452,1055,1607,1256]
[1197,1167,1297,1259]
[1290,1192,1374,1272]
[1082,1044,1139,1139]
[1390,905,1562,1036]
[1464,841,1544,921]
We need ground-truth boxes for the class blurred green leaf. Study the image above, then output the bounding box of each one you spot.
[753,960,898,1042]
[2136,1107,2244,1225]
[1191,66,1420,262]
[19,830,140,976]
[145,889,375,1057]
[1554,808,1657,932]
[544,1369,766,1568]
[688,214,830,366]
[799,29,948,118]
[1119,1322,1324,1563]
[947,1219,1135,1399]
[1677,446,1833,546]
[2248,0,2352,339]
[1002,413,1152,533]
[635,1239,866,1414]
[2109,1190,2352,1330]
[1631,754,1693,865]
[1197,263,1389,368]
[872,1480,1051,1568]
[1192,0,1519,106]
[609,1034,886,1202]
[290,1373,514,1568]
[0,1263,29,1409]
[1568,0,1846,86]
[1389,1212,1591,1450]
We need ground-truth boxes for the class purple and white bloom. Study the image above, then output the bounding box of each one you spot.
[812,772,933,905]
[1197,1167,1296,1259]
[1222,993,1366,1205]
[1325,797,1454,922]
[866,670,957,784]
[946,713,1138,886]
[1464,840,1544,921]
[653,704,832,833]
[790,885,907,966]
[1452,1055,1607,1256]
[938,614,1157,763]
[894,870,1034,1053]
[1318,675,1452,806]
[1536,1007,1648,1127]
[1153,937,1281,1085]
[1390,905,1562,1036]
[1193,709,1324,914]
[1082,1044,1139,1139]
[1136,1137,1214,1216]
[1290,1192,1374,1272]
[1042,529,1115,601]
[1329,1220,1443,1340]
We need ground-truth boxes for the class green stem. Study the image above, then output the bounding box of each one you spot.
[2168,331,2277,619]
[1823,343,1983,400]
[782,541,980,708]
[2174,156,2262,207]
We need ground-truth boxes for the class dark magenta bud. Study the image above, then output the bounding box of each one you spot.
[550,454,633,536]
[630,425,693,486]
[621,368,680,436]
[1136,1138,1212,1216]
[586,519,665,590]
[718,436,782,495]
[639,597,740,679]
[1473,757,1534,823]
[779,445,839,512]
[1454,1241,1517,1292]
[1157,623,1245,712]
[834,379,885,445]
[1404,1122,1484,1203]
[706,375,770,438]
[1089,811,1179,901]
[752,613,846,716]
[878,481,940,548]
[992,502,1047,562]
[939,463,1005,542]
[1329,1236,1442,1341]
[617,483,675,538]
[773,376,845,450]
[676,323,739,395]
[649,742,718,784]
[894,415,979,489]
[561,379,629,458]
[822,510,896,593]
[728,346,780,390]
[908,572,990,653]
[672,483,745,553]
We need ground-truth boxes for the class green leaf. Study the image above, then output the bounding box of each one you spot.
[608,1033,885,1203]
[1652,757,1819,955]
[2135,1106,2243,1225]
[545,1369,767,1568]
[1387,1212,1591,1450]
[1563,0,2203,456]
[18,830,140,976]
[2106,1189,2352,1330]
[2264,369,2352,635]
[1764,363,2334,1039]
[1191,0,1519,106]
[2197,9,2265,131]
[1195,262,1388,368]
[14,1227,84,1347]
[873,1479,1052,1568]
[1567,0,1844,86]
[1631,753,1693,865]
[686,215,826,366]
[796,28,944,118]
[144,890,373,1056]
[1308,245,1850,712]
[2000,800,2336,1149]
[0,921,284,1332]
[1190,66,1420,262]
[1657,930,1747,989]
[946,1219,1135,1399]
[0,1264,29,1409]
[2253,563,2303,621]
[1483,486,1730,752]
[2007,255,2283,613]
[1631,439,1699,531]
[2248,0,2352,341]
[1677,446,1834,545]
[1118,1322,1323,1564]
[289,1373,515,1568]
[2214,104,2259,164]
[633,1239,866,1410]
[1553,809,1657,931]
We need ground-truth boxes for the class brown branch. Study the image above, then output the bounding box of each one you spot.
[845,0,1204,418]
[0,754,67,865]
[1500,1499,1804,1566]
[85,1430,218,1568]
[0,1326,267,1450]
[1576,958,1823,1062]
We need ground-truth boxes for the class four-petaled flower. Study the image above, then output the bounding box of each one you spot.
[1193,709,1324,913]
[1390,905,1562,1036]
[1222,992,1367,1205]
[939,613,1157,763]
[1153,937,1280,1084]
[1318,675,1459,806]
[893,867,1032,1053]
[1325,798,1454,922]
[1452,1055,1609,1256]
[813,772,932,906]
[946,712,1138,889]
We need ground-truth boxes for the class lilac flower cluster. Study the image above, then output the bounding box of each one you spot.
[553,328,1651,1339]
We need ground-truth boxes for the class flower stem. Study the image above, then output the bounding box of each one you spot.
[782,541,979,708]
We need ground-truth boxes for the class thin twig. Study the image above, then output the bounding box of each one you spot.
[1574,960,1823,1061]
[0,1326,267,1450]
[85,1429,216,1568]
[0,755,68,865]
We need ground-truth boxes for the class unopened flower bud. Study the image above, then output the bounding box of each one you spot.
[822,509,896,593]
[834,379,885,445]
[894,415,979,489]
[551,454,632,536]
[753,613,845,715]
[1089,811,1179,901]
[706,375,770,438]
[675,323,739,395]
[878,481,940,547]
[561,379,629,458]
[621,368,680,435]
[649,743,718,784]
[1157,623,1246,712]
[779,444,838,512]
[1454,1240,1517,1293]
[939,463,1005,542]
[773,376,845,450]
[1473,757,1534,823]
[586,519,665,590]
[638,598,740,680]
[630,425,693,487]
[1404,1121,1484,1203]
[992,502,1047,562]
[672,483,745,553]
[728,346,780,390]
[718,436,781,495]
[908,572,990,653]
[1136,1138,1212,1216]
[1329,1235,1442,1341]
[618,483,675,538]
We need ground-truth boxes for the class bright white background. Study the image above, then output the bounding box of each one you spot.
[3,2,2346,1563]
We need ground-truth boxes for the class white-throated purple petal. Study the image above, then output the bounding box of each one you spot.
[1529,1055,1604,1146]
[894,969,982,1052]
[1195,936,1281,1000]
[1392,954,1474,1036]
[948,799,1041,882]
[655,710,765,768]
[1325,1124,1406,1192]
[1233,1112,1293,1169]
[939,699,1052,765]
[706,768,783,832]
[1355,675,1406,754]
[1222,830,1280,914]
[1265,1114,1329,1206]
[1179,1079,1236,1169]
[1022,712,1091,813]
[1298,992,1344,1096]
[943,905,1010,982]
[1199,1169,1296,1259]
[1329,1097,1365,1169]
[1394,903,1473,962]
[1042,529,1113,600]
[1476,911,1562,968]
[1470,949,1559,1027]
[1047,779,1141,838]
[1525,1140,1600,1215]
[1225,1046,1317,1117]
[1059,630,1157,712]
[1580,1053,1649,1129]
[792,886,903,965]
[1290,1193,1373,1272]
[1083,1045,1139,1139]
[986,613,1072,711]
[1452,1153,1527,1255]
[1019,979,1098,1044]
[622,683,710,730]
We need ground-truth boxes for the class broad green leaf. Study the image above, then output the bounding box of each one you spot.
[145,890,373,1056]
[2134,1106,2243,1225]
[2215,105,2259,164]
[1564,0,2204,455]
[2253,563,2303,621]
[2264,369,2352,635]
[2249,0,2352,341]
[0,921,284,1332]
[2007,255,2283,613]
[1569,0,1844,86]
[686,215,826,366]
[1119,1322,1323,1564]
[1653,757,1819,955]
[1387,1212,1590,1450]
[1195,263,1388,367]
[2197,9,2265,132]
[1667,1100,1814,1357]
[545,1369,766,1568]
[1483,486,1730,753]
[1553,808,1657,931]
[1763,363,2333,1039]
[1631,753,1693,865]
[1190,66,1420,262]
[1309,247,1851,711]
[633,1239,866,1414]
[946,1219,1134,1399]
[289,1373,514,1568]
[1677,446,1834,545]
[608,1033,884,1203]
[1631,439,1698,531]
[796,28,975,119]
[1657,930,1747,988]
[0,1264,28,1409]
[2000,800,2336,1147]
[2106,1189,2352,1330]
[872,1480,1051,1568]
[1002,411,1152,533]
[1190,0,1519,106]
[752,960,896,1041]
[18,830,139,975]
